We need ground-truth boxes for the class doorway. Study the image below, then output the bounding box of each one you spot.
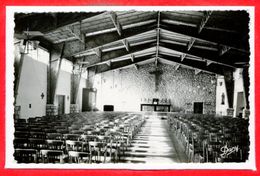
[236,92,245,117]
[82,88,97,111]
[193,102,203,114]
[57,95,65,115]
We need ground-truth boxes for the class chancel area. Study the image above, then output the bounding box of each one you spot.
[12,10,251,164]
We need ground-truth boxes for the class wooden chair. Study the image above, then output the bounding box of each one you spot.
[64,134,80,141]
[14,149,37,163]
[28,138,46,150]
[14,131,29,138]
[13,138,29,149]
[46,139,64,150]
[46,133,63,140]
[29,131,46,139]
[89,141,106,163]
[68,150,90,163]
[40,149,64,163]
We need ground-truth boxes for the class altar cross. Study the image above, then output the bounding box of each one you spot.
[149,69,163,92]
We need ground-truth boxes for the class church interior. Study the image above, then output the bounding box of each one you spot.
[12,10,251,164]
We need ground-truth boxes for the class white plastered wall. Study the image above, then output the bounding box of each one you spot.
[233,68,247,117]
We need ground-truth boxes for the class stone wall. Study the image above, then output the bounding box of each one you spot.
[94,63,216,113]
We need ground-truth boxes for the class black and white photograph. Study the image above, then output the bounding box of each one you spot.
[6,6,255,169]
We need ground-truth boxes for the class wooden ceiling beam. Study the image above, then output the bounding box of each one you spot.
[53,36,78,44]
[159,45,236,69]
[162,19,239,34]
[194,68,202,75]
[109,12,123,36]
[95,56,155,74]
[64,26,84,44]
[158,56,219,75]
[83,46,156,68]
[106,60,111,67]
[181,53,186,62]
[160,27,249,54]
[155,58,158,67]
[155,12,161,67]
[122,39,130,52]
[130,54,135,62]
[206,60,214,66]
[134,64,139,70]
[93,48,102,59]
[42,12,108,35]
[219,45,231,56]
[198,11,213,33]
[187,38,196,51]
[85,19,156,37]
[73,29,156,58]
[160,42,246,68]
[175,64,180,70]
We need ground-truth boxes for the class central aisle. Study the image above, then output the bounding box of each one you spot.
[122,115,188,164]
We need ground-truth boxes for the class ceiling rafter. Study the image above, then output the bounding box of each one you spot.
[16,11,248,75]
[159,46,236,69]
[72,29,156,58]
[160,41,248,69]
[206,60,214,66]
[134,64,139,70]
[89,44,230,75]
[198,11,213,33]
[181,53,186,62]
[95,57,156,74]
[194,68,202,75]
[219,45,231,56]
[155,11,161,67]
[93,48,102,59]
[160,27,249,55]
[162,19,238,34]
[109,11,123,36]
[158,57,219,75]
[130,54,135,62]
[85,19,156,37]
[44,12,108,36]
[83,46,156,68]
[175,64,180,70]
[122,39,130,52]
[106,60,111,67]
[52,36,78,44]
[64,26,84,44]
[187,38,196,51]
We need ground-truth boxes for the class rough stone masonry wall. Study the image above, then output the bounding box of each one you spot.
[94,63,216,113]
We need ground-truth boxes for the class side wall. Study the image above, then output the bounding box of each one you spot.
[16,44,87,118]
[233,68,247,117]
[16,53,48,119]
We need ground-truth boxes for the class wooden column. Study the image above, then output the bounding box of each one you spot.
[51,42,66,104]
[71,65,83,104]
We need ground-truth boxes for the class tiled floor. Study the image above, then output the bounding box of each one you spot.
[121,115,188,163]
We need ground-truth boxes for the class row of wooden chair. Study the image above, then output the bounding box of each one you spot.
[14,112,146,163]
[168,114,249,163]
